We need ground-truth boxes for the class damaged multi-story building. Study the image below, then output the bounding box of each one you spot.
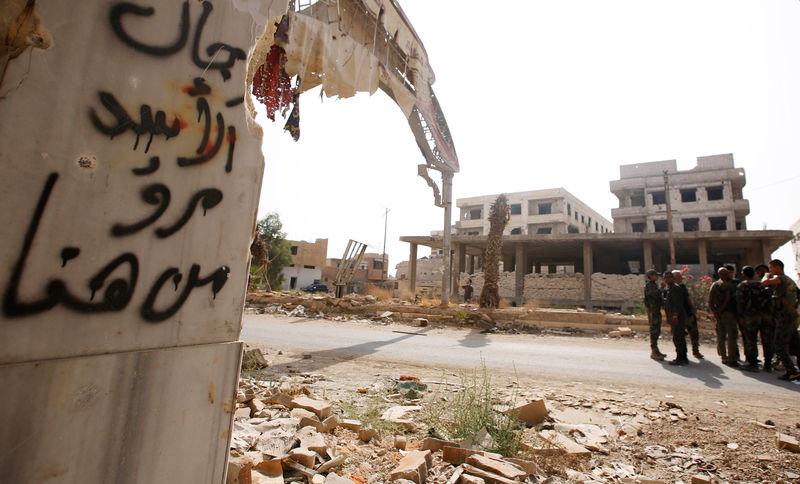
[400,154,793,309]
[282,238,328,290]
[611,154,749,233]
[456,188,612,236]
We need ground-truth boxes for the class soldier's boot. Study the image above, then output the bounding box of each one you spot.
[650,348,666,361]
[690,331,703,359]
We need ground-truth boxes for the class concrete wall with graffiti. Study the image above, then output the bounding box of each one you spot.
[0,1,277,482]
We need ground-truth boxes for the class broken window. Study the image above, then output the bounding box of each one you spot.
[706,186,724,201]
[510,227,522,235]
[709,216,727,231]
[631,222,645,233]
[630,192,645,207]
[653,220,668,232]
[682,218,699,232]
[651,191,666,205]
[291,246,298,255]
[538,203,552,215]
[510,204,521,215]
[469,208,482,220]
[536,227,552,234]
[680,189,697,203]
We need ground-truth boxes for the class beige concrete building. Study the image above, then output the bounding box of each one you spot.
[610,154,750,234]
[322,253,390,291]
[791,218,800,279]
[456,188,612,236]
[283,238,328,290]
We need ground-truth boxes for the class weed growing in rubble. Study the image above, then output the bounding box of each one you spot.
[454,310,468,322]
[339,393,400,434]
[424,362,523,457]
[364,285,393,302]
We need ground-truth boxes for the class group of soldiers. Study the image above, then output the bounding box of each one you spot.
[643,258,800,381]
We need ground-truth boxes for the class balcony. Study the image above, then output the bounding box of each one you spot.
[455,219,483,230]
[611,206,648,219]
[734,198,750,215]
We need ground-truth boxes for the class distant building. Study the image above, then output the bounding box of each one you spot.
[282,238,328,290]
[791,218,800,279]
[321,252,389,291]
[455,188,612,236]
[610,153,750,233]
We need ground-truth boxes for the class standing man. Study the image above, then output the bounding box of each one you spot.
[736,266,768,372]
[674,271,703,359]
[644,270,666,360]
[761,259,800,381]
[666,269,689,365]
[709,267,740,367]
[755,264,776,371]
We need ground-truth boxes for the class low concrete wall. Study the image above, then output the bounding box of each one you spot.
[460,272,645,306]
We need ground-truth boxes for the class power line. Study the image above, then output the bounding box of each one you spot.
[747,173,800,192]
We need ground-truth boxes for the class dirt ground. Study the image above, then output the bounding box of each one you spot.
[239,292,800,483]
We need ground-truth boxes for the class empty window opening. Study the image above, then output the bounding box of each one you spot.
[631,222,645,233]
[630,192,645,207]
[653,220,668,232]
[469,208,482,220]
[574,212,578,221]
[536,227,552,235]
[680,189,697,203]
[706,186,724,201]
[581,215,585,223]
[510,227,522,235]
[290,277,297,289]
[290,246,298,255]
[567,203,572,215]
[303,265,315,269]
[735,221,743,230]
[568,225,579,234]
[710,216,727,231]
[510,204,521,215]
[595,222,599,231]
[682,218,699,232]
[372,260,383,269]
[538,203,552,215]
[651,191,666,205]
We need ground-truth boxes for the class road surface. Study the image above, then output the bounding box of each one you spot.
[242,314,800,398]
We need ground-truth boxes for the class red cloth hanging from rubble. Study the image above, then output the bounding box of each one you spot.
[252,44,295,122]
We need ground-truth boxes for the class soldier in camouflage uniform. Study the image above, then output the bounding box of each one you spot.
[708,267,740,366]
[666,270,689,365]
[755,264,777,370]
[644,269,666,360]
[673,271,704,359]
[736,266,770,372]
[762,259,800,381]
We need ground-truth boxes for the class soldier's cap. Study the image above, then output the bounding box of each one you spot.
[646,269,658,277]
[663,271,673,278]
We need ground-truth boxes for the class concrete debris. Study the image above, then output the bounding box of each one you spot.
[340,419,362,432]
[465,454,527,480]
[358,427,377,442]
[509,399,548,426]
[243,348,271,369]
[291,396,333,419]
[777,433,800,453]
[390,450,431,483]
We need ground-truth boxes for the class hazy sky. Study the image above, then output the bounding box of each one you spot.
[255,0,800,277]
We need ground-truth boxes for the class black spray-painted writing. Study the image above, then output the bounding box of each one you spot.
[89,92,181,153]
[111,1,245,81]
[1,173,230,321]
[132,156,160,176]
[111,185,222,238]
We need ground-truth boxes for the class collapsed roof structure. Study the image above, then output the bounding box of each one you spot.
[249,0,460,302]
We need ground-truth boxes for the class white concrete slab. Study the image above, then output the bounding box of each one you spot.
[0,341,242,483]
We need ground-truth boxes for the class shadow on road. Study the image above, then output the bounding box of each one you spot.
[265,324,436,373]
[735,365,800,392]
[457,327,489,349]
[660,358,728,388]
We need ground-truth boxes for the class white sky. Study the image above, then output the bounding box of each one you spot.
[255,0,800,277]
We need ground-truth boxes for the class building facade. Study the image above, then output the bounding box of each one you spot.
[321,253,390,290]
[610,154,750,234]
[282,238,328,290]
[455,188,612,236]
[791,218,800,279]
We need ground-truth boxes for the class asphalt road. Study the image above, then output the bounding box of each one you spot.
[241,314,800,398]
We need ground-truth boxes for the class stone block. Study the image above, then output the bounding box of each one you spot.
[243,348,270,369]
[235,406,253,420]
[461,464,518,484]
[509,400,548,426]
[394,435,408,450]
[538,430,590,457]
[390,450,431,484]
[340,419,362,432]
[777,433,800,453]
[358,427,378,442]
[442,447,489,466]
[266,392,294,408]
[291,396,333,419]
[298,427,328,455]
[291,408,318,420]
[422,437,459,452]
[299,416,325,432]
[289,447,317,468]
[465,455,526,480]
[226,456,253,484]
[322,414,340,432]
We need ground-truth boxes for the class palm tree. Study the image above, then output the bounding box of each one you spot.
[480,194,510,308]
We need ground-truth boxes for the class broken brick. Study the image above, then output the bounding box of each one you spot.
[322,414,340,432]
[777,433,800,453]
[508,400,548,426]
[290,396,333,419]
[298,416,325,432]
[358,427,377,442]
[297,427,327,455]
[422,437,459,452]
[465,454,526,481]
[461,464,519,484]
[226,455,253,484]
[289,447,317,468]
[460,475,486,484]
[389,450,431,484]
[340,419,362,432]
[442,446,497,466]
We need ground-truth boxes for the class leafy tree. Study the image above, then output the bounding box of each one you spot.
[251,212,293,290]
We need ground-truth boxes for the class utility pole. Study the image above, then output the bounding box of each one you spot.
[663,170,676,270]
[382,208,390,281]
